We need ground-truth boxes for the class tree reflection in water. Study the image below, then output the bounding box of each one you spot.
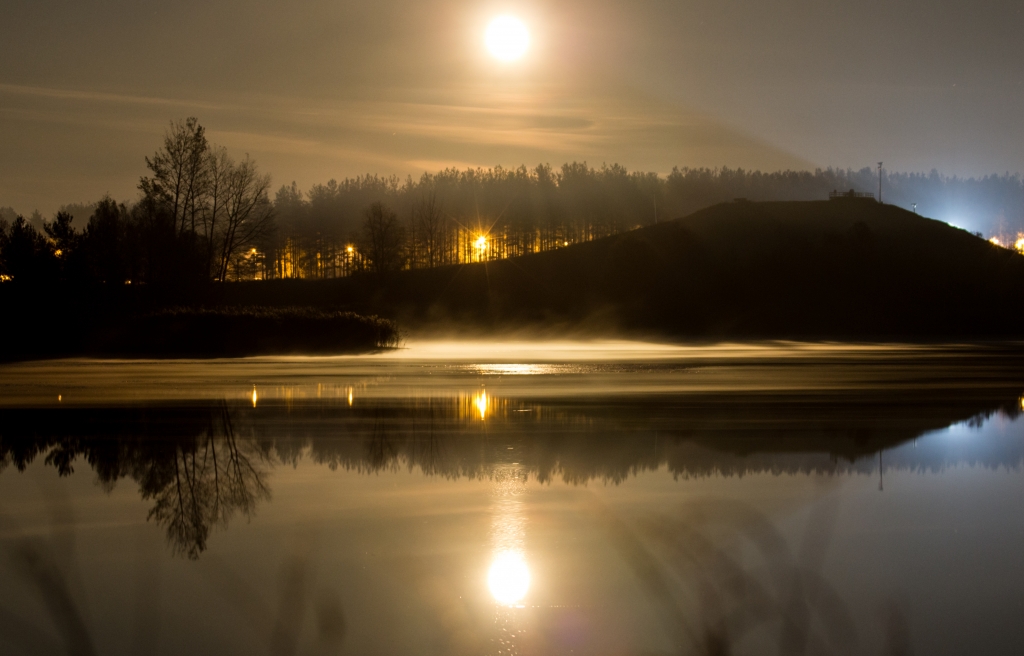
[145,407,270,559]
[0,403,271,559]
[0,391,1022,561]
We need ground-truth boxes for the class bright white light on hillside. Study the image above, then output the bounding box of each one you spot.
[485,16,530,62]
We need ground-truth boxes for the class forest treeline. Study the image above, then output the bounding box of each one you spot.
[270,163,1024,280]
[3,116,1024,285]
[0,117,273,288]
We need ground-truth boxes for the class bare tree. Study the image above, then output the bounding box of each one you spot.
[139,117,210,235]
[199,146,231,276]
[362,202,405,274]
[213,155,275,281]
[413,190,446,268]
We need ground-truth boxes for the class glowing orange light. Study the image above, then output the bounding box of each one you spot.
[54,249,63,257]
[990,237,1004,247]
[474,391,489,420]
[251,386,258,408]
[563,241,568,246]
[347,388,354,406]
[346,246,354,254]
[1015,235,1024,253]
[475,235,488,250]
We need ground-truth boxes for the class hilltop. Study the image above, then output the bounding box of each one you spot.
[223,200,1024,340]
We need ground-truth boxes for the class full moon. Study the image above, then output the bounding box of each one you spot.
[485,16,530,62]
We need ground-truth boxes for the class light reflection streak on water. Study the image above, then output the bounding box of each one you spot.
[470,364,577,376]
[245,385,528,424]
[235,383,369,405]
[489,463,530,653]
[475,390,489,420]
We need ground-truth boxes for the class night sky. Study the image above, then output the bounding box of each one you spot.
[3,0,1023,215]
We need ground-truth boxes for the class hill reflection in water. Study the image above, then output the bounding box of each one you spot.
[1,388,1022,560]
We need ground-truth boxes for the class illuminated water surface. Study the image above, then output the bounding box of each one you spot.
[0,341,1023,655]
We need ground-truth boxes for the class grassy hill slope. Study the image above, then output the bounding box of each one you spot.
[225,201,1024,339]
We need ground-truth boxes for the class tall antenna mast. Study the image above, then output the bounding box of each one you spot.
[878,162,883,204]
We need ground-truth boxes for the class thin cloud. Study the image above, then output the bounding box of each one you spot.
[0,83,228,111]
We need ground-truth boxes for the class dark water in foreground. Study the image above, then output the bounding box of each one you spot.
[1,342,1023,656]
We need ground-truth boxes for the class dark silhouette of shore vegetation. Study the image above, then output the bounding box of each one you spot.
[0,305,399,361]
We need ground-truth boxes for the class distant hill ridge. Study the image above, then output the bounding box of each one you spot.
[223,200,1024,339]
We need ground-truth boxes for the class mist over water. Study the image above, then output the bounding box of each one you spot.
[1,341,1023,655]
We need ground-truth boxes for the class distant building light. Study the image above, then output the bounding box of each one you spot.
[0,274,11,283]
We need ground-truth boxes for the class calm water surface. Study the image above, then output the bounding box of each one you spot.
[1,341,1023,656]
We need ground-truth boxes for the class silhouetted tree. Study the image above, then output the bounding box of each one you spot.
[362,201,406,274]
[130,194,207,286]
[42,211,83,283]
[139,117,210,236]
[213,155,275,281]
[82,198,135,285]
[132,118,276,282]
[412,190,446,268]
[0,217,9,279]
[44,211,78,254]
[200,146,232,272]
[0,216,53,284]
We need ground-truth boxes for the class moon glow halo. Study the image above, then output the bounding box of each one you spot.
[485,16,530,62]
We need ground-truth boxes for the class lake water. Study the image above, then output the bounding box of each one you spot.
[1,341,1023,656]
